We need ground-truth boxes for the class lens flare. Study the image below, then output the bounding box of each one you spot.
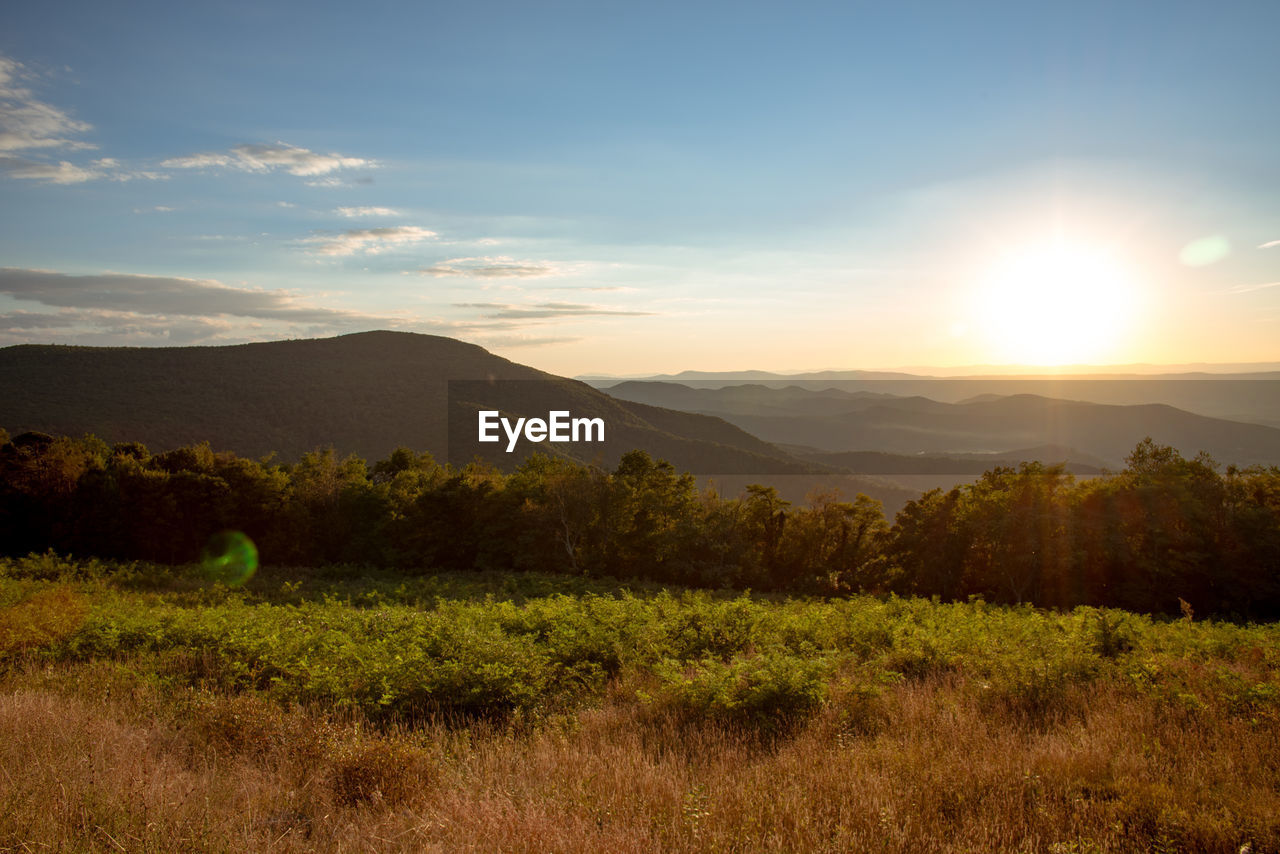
[201,530,259,586]
[1178,235,1231,267]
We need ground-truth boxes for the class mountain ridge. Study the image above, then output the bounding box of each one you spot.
[602,382,1280,468]
[0,331,817,474]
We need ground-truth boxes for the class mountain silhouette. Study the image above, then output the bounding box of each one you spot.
[0,331,816,474]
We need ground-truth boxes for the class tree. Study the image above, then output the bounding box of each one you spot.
[779,490,889,593]
[886,487,970,600]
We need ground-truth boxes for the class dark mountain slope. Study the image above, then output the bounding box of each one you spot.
[0,331,814,473]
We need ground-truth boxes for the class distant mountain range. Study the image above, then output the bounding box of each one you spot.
[0,332,816,475]
[7,333,1277,494]
[602,382,1280,468]
[585,371,1280,428]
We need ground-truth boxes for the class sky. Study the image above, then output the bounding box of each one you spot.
[1,0,1278,376]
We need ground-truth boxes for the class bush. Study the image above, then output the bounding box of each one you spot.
[645,649,833,731]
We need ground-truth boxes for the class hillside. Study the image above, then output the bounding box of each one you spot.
[0,332,814,474]
[590,372,1280,428]
[603,382,1280,468]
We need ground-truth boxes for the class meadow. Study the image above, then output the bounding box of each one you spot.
[2,553,1278,852]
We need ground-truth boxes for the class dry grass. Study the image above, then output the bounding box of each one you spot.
[2,660,1276,853]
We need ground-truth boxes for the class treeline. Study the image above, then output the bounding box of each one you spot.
[1,429,1278,617]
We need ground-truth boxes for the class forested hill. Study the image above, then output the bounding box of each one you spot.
[0,331,814,473]
[604,381,1280,468]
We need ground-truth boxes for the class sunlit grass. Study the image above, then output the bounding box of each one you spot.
[1,555,1277,852]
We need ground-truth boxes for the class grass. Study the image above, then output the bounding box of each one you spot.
[2,554,1278,852]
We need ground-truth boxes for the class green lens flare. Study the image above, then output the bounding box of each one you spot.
[1178,235,1231,267]
[201,530,259,586]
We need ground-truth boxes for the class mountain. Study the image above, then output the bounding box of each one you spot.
[590,372,1280,428]
[601,383,1280,468]
[602,382,907,418]
[0,332,816,474]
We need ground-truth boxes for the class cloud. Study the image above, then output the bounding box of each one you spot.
[416,256,563,279]
[0,155,98,183]
[0,56,171,184]
[0,55,94,153]
[306,226,437,256]
[162,142,373,177]
[0,267,377,323]
[305,175,376,188]
[0,268,626,348]
[335,206,399,217]
[0,153,167,184]
[454,301,654,319]
[475,335,581,348]
[0,309,86,330]
[546,285,634,292]
[1225,281,1280,295]
[161,152,233,170]
[1260,240,1280,250]
[0,308,235,346]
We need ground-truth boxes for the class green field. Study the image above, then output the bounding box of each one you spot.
[2,554,1278,851]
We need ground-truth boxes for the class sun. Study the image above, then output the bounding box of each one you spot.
[972,240,1140,366]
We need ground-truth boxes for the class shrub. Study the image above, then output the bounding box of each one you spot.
[0,585,90,656]
[645,649,832,731]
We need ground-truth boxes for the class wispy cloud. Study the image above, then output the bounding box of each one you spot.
[0,55,93,153]
[546,285,634,292]
[479,334,581,348]
[0,313,583,348]
[162,142,373,177]
[1225,281,1280,295]
[0,56,170,184]
[0,309,91,330]
[0,153,166,184]
[305,226,437,256]
[1260,240,1280,250]
[416,256,563,279]
[0,308,235,345]
[0,266,443,346]
[0,269,619,348]
[0,267,376,323]
[455,301,654,319]
[335,206,399,217]
[0,155,98,183]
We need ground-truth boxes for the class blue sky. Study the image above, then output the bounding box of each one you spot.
[1,0,1278,374]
